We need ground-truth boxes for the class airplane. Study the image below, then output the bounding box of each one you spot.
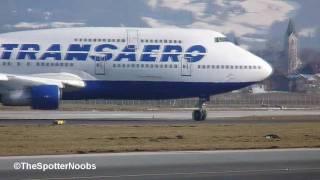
[0,27,272,121]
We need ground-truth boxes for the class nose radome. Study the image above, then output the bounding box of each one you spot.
[261,60,273,80]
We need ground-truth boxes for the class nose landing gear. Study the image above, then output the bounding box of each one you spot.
[192,97,208,121]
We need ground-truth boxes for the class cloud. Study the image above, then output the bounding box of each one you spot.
[141,17,177,28]
[144,0,298,49]
[4,21,86,30]
[299,27,317,38]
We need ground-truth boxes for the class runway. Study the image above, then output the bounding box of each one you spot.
[0,110,319,125]
[0,149,319,180]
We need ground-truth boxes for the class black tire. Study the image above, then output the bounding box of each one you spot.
[192,110,201,121]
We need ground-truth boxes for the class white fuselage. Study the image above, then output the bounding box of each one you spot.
[0,27,272,100]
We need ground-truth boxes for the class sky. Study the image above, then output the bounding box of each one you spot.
[0,0,319,50]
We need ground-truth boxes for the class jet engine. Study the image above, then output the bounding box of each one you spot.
[1,85,61,110]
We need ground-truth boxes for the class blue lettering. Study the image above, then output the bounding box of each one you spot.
[40,44,61,60]
[65,44,91,61]
[17,44,40,60]
[114,45,136,61]
[160,45,182,62]
[1,44,19,59]
[91,44,117,61]
[185,45,206,62]
[141,45,160,62]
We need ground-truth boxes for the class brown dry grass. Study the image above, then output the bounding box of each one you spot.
[0,123,320,156]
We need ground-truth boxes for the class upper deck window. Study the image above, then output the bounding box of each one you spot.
[215,37,228,43]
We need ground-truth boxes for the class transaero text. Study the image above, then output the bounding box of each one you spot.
[0,44,207,62]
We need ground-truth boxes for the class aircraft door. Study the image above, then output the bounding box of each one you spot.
[181,56,192,76]
[94,56,105,75]
[127,29,139,50]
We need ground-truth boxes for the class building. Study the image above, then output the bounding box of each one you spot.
[289,74,320,93]
[284,19,302,75]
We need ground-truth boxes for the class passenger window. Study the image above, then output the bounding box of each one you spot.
[202,65,206,69]
[141,64,144,68]
[221,65,225,69]
[198,65,201,69]
[207,65,210,69]
[174,64,178,68]
[216,65,220,69]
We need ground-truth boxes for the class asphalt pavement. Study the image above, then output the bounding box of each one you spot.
[0,149,319,180]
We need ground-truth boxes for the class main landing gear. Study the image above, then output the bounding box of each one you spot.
[192,97,208,121]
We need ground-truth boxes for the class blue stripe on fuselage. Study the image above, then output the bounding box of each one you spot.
[62,81,256,100]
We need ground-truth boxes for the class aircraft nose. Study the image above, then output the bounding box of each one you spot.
[262,60,273,79]
[262,61,273,80]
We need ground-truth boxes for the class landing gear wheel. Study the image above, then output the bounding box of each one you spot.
[192,109,207,121]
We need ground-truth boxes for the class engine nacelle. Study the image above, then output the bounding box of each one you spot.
[31,85,60,110]
[1,85,61,110]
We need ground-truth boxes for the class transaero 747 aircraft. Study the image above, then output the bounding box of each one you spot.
[0,27,272,121]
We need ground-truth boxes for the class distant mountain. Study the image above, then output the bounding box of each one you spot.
[0,0,319,50]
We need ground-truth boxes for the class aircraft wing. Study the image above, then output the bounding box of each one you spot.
[0,72,86,90]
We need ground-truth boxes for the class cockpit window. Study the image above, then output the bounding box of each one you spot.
[215,37,228,43]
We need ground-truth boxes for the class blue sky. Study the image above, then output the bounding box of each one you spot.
[0,0,319,50]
